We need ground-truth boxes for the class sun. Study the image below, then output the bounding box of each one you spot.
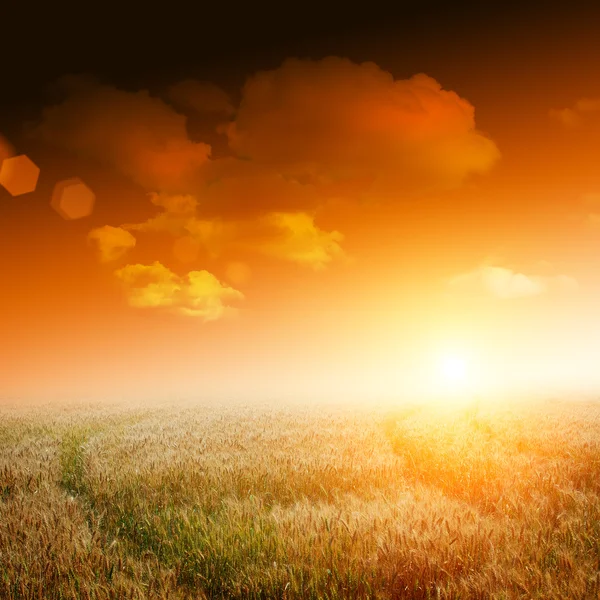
[418,344,483,401]
[440,354,468,384]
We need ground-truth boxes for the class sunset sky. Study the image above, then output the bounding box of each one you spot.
[2,3,600,402]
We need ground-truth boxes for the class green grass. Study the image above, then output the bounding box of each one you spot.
[59,428,90,496]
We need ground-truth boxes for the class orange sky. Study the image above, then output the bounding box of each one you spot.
[3,9,600,402]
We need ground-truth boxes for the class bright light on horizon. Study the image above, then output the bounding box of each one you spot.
[419,345,482,402]
[441,355,468,383]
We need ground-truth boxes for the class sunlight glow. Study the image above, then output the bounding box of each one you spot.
[423,348,481,405]
[441,355,468,383]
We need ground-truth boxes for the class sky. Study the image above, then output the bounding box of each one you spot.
[2,2,600,402]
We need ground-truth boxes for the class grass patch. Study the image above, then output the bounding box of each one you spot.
[59,428,90,497]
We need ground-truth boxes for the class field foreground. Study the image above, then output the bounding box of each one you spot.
[1,397,600,599]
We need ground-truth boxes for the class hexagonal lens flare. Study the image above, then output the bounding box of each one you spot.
[0,154,40,196]
[51,178,96,220]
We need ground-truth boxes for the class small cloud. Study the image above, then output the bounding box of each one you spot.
[115,262,180,308]
[447,265,578,299]
[549,97,600,128]
[123,193,199,237]
[114,261,243,320]
[575,98,600,112]
[166,79,235,115]
[548,108,582,128]
[185,211,346,269]
[181,270,243,319]
[88,226,137,262]
[248,212,345,270]
[148,192,198,214]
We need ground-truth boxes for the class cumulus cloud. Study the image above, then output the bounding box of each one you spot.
[549,97,600,128]
[88,225,137,262]
[32,60,499,206]
[447,265,578,299]
[242,212,345,270]
[166,79,234,115]
[227,57,499,199]
[184,211,345,269]
[114,261,243,320]
[30,60,500,211]
[28,76,210,193]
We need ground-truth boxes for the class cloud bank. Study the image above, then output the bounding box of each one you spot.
[29,58,500,319]
[227,58,500,199]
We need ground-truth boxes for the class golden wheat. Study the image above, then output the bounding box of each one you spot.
[1,397,599,598]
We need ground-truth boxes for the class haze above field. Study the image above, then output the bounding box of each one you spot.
[2,3,600,402]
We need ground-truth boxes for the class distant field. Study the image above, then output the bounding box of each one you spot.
[1,397,600,599]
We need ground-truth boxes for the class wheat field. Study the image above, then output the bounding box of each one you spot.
[1,396,600,599]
